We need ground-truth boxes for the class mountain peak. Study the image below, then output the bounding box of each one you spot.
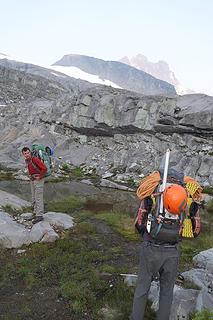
[120,54,178,84]
[119,54,194,95]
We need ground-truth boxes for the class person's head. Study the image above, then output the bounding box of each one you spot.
[22,147,32,160]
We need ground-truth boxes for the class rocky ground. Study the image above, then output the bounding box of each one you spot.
[0,187,212,319]
[0,58,213,319]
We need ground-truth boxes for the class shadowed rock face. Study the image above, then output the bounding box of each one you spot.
[53,54,176,96]
[0,63,212,185]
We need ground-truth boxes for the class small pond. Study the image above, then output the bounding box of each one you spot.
[0,180,139,215]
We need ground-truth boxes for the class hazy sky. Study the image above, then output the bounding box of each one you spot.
[1,0,213,95]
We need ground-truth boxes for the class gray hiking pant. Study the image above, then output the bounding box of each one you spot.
[30,178,45,216]
[130,241,180,320]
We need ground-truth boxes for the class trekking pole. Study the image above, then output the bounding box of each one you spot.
[159,149,170,214]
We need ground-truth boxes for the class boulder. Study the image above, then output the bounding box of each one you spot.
[30,221,59,243]
[193,248,213,272]
[43,212,74,230]
[0,190,74,248]
[149,283,200,320]
[0,211,30,248]
[0,190,30,210]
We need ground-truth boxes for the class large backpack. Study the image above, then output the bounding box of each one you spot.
[31,144,53,177]
[135,170,186,243]
[147,184,185,243]
[135,175,202,242]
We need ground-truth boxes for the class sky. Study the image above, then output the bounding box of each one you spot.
[0,0,213,95]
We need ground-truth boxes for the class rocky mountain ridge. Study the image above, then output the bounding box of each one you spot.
[0,62,212,185]
[53,54,176,96]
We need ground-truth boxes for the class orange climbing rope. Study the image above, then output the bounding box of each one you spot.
[137,171,203,202]
[136,171,161,200]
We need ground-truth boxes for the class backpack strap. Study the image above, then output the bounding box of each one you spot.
[154,214,165,237]
[31,158,41,173]
[134,200,150,235]
[134,201,145,226]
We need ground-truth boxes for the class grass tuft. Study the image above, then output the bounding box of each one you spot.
[95,211,140,241]
[46,195,84,213]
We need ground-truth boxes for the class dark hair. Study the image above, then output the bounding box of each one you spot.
[21,147,31,153]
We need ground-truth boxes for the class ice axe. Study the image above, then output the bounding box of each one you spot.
[146,149,170,233]
[159,149,170,214]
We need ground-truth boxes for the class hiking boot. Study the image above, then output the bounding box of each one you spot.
[152,273,160,282]
[176,273,184,284]
[32,216,44,224]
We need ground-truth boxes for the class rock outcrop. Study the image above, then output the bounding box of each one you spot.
[0,62,212,185]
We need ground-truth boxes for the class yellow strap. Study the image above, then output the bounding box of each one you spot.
[182,218,194,238]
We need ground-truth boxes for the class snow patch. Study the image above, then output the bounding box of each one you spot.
[0,53,12,60]
[49,65,122,89]
[175,84,195,95]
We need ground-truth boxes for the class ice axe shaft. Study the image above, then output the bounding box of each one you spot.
[146,149,170,233]
[159,149,170,214]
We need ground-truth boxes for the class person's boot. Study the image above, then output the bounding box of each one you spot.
[176,273,184,284]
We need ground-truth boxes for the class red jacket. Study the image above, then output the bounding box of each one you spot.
[26,157,47,179]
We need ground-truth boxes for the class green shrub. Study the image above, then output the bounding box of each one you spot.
[2,204,32,216]
[203,186,213,195]
[60,163,71,172]
[190,308,213,319]
[60,164,84,178]
[0,164,16,181]
[206,199,213,213]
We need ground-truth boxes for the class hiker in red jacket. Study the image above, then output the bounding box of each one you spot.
[22,147,47,224]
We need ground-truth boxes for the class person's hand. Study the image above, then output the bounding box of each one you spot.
[34,176,41,181]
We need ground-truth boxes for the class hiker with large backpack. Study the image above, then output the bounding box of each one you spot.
[130,150,203,320]
[22,145,51,224]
